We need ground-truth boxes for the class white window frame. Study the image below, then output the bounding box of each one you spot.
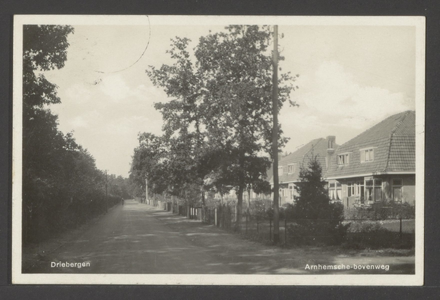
[392,178,403,203]
[338,153,350,165]
[278,166,284,176]
[360,147,375,163]
[287,163,296,174]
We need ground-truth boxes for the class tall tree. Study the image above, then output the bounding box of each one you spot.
[22,26,121,244]
[147,26,297,221]
[194,25,296,220]
[22,25,75,242]
[293,153,344,224]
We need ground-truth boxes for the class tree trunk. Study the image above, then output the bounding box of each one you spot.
[236,184,243,231]
[201,186,205,206]
[236,151,245,230]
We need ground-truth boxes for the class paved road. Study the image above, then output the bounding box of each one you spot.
[27,200,233,274]
[25,199,415,275]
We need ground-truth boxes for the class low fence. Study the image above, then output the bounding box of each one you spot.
[199,207,415,247]
[145,200,415,248]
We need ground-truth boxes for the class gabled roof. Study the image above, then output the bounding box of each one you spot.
[326,111,415,179]
[268,137,338,184]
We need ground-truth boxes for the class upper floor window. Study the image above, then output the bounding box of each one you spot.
[287,163,296,174]
[278,167,284,176]
[360,148,374,163]
[338,153,349,165]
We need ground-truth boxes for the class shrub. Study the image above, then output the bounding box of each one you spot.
[344,202,415,220]
[343,221,414,249]
[287,154,348,245]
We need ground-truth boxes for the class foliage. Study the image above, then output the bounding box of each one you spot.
[343,222,414,249]
[344,202,415,220]
[147,25,297,217]
[22,25,128,245]
[290,154,347,245]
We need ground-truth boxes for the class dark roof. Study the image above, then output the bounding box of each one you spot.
[268,137,338,184]
[326,111,415,179]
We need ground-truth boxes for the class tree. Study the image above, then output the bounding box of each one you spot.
[294,154,332,219]
[147,25,297,222]
[22,25,75,243]
[22,25,122,244]
[292,154,345,244]
[130,133,166,198]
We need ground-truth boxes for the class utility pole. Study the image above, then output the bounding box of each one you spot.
[145,177,148,204]
[105,170,108,213]
[272,25,280,244]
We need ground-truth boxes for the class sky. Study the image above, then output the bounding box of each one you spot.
[43,21,416,177]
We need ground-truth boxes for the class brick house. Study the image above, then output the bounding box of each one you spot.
[325,110,415,209]
[267,136,339,206]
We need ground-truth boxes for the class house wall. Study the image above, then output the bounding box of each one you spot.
[402,175,416,205]
[329,174,415,209]
[278,183,298,206]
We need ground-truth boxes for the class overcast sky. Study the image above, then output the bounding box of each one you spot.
[43,21,416,177]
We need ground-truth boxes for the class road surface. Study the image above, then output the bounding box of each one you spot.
[24,199,415,274]
[25,200,233,274]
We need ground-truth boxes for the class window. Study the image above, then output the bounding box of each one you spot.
[365,178,382,202]
[287,163,296,174]
[392,179,403,202]
[347,182,355,197]
[356,181,364,203]
[278,167,283,176]
[329,182,341,200]
[365,179,373,201]
[289,186,294,200]
[360,148,374,163]
[338,153,350,165]
[374,179,382,202]
[329,182,335,200]
[336,183,342,200]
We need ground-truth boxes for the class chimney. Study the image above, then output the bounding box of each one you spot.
[326,136,335,153]
[326,136,336,169]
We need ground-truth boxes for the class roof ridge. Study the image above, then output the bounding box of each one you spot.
[337,110,412,149]
[301,138,324,163]
[384,111,410,171]
[390,110,410,136]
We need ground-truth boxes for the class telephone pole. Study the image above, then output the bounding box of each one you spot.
[145,177,149,205]
[105,170,109,213]
[272,25,280,244]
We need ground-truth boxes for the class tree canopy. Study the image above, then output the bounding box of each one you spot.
[22,25,128,244]
[141,25,297,215]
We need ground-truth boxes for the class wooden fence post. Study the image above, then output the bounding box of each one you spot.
[246,213,248,235]
[399,217,402,239]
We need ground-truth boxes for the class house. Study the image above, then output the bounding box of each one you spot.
[267,136,339,206]
[325,110,415,209]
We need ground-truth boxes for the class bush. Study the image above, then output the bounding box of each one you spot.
[287,219,349,246]
[249,199,268,218]
[343,221,414,249]
[345,202,415,220]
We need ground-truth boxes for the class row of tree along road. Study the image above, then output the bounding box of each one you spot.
[22,26,132,245]
[130,25,298,241]
[129,25,414,249]
[150,155,415,249]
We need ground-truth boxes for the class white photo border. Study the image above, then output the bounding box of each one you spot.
[12,14,425,285]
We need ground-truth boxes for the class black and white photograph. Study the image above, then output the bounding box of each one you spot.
[12,15,425,285]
